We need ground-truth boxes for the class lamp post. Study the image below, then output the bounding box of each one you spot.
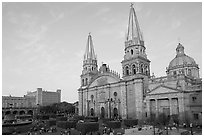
[190,123,193,135]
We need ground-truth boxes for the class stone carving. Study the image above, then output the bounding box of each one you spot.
[97,77,108,86]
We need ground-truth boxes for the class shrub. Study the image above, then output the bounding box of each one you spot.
[102,118,114,123]
[47,119,56,127]
[73,115,85,121]
[76,122,99,135]
[56,121,67,129]
[66,121,77,129]
[123,119,138,127]
[106,121,121,129]
[56,117,67,121]
[56,121,77,129]
[49,114,57,119]
[85,116,98,122]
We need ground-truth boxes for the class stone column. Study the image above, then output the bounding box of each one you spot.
[178,94,185,122]
[146,99,151,117]
[169,98,173,116]
[155,99,158,117]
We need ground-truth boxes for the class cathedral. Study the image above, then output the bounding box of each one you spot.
[78,4,202,124]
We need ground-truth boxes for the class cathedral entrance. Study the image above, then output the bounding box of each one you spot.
[113,108,118,119]
[100,107,105,118]
[90,108,94,116]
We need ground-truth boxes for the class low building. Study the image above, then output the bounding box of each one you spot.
[2,88,61,117]
[26,88,61,106]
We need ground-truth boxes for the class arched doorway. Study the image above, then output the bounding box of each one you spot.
[13,110,18,115]
[101,107,105,118]
[5,111,11,115]
[19,110,25,115]
[90,108,94,116]
[113,108,118,119]
[27,110,33,115]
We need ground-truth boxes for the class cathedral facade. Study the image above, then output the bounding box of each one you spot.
[78,5,202,124]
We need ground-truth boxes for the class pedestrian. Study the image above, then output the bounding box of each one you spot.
[190,123,193,135]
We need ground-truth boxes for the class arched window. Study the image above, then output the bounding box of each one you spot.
[141,64,144,73]
[125,66,129,76]
[113,92,117,97]
[82,79,84,86]
[132,64,136,74]
[145,66,148,75]
[91,95,94,102]
[188,69,192,76]
[85,78,88,85]
[131,49,133,55]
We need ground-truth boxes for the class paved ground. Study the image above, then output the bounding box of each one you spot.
[124,126,191,135]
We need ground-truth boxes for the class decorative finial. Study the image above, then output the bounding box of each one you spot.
[130,3,134,8]
[178,37,181,44]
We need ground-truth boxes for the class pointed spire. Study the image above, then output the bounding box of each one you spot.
[84,33,97,61]
[126,3,143,45]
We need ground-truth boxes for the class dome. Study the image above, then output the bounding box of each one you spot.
[168,43,198,70]
[168,55,196,69]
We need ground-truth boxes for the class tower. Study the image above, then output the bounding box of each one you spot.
[81,33,98,87]
[121,4,150,80]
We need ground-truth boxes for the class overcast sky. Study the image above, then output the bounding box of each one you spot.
[2,2,202,103]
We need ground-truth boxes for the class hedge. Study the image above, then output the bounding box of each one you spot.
[76,122,99,135]
[56,117,67,121]
[47,119,56,127]
[56,121,68,129]
[49,114,57,119]
[102,118,114,123]
[73,115,85,121]
[56,121,77,129]
[106,121,121,129]
[123,119,138,127]
[66,121,77,129]
[36,115,50,120]
[85,116,98,122]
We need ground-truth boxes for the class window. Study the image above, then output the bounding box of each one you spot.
[192,96,197,102]
[188,69,192,76]
[91,95,94,102]
[193,113,199,120]
[145,66,148,75]
[132,64,136,74]
[131,49,133,55]
[82,79,84,86]
[85,78,88,85]
[141,64,143,73]
[113,92,117,97]
[173,71,177,75]
[125,66,129,76]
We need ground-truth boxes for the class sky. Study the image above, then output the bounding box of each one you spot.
[2,2,202,103]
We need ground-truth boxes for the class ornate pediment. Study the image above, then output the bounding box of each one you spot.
[147,85,180,95]
[97,77,108,86]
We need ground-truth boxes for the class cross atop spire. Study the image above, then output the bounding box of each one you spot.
[126,4,144,45]
[84,33,97,61]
